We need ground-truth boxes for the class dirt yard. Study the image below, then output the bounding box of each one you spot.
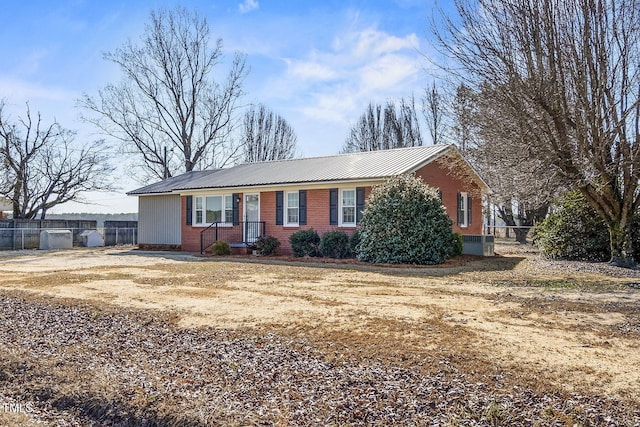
[0,246,639,425]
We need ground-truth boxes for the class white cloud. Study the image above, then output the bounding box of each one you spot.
[342,28,420,58]
[238,0,259,14]
[0,76,75,103]
[276,25,422,126]
[285,58,338,81]
[359,54,419,91]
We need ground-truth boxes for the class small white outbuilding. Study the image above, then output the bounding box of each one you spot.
[80,230,104,247]
[40,230,73,250]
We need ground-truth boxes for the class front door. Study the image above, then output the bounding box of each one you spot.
[244,193,260,243]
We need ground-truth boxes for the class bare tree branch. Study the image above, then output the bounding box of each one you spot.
[343,97,423,153]
[241,104,298,163]
[0,101,115,219]
[79,7,247,182]
[436,0,640,265]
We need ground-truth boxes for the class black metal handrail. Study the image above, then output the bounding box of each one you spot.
[200,221,266,254]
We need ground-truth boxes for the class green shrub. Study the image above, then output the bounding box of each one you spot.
[320,230,351,259]
[534,192,610,261]
[356,174,455,265]
[289,228,320,257]
[349,229,361,257]
[450,232,464,257]
[255,235,280,256]
[212,240,231,256]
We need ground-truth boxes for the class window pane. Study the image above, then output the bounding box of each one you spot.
[206,196,222,223]
[195,197,203,224]
[342,190,355,206]
[343,206,355,224]
[287,192,298,208]
[224,195,234,223]
[287,208,299,224]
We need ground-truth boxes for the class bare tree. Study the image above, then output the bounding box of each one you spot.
[343,97,423,153]
[451,83,476,153]
[0,102,114,219]
[79,7,247,182]
[422,81,448,145]
[476,85,562,242]
[241,104,297,163]
[436,0,640,266]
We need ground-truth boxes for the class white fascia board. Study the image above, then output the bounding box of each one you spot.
[176,178,387,196]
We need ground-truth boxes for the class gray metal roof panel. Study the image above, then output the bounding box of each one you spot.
[126,170,219,195]
[177,145,451,190]
[128,145,452,195]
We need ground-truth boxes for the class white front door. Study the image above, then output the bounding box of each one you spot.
[244,193,260,243]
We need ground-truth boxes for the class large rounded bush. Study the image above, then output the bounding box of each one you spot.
[356,174,455,265]
[535,192,611,261]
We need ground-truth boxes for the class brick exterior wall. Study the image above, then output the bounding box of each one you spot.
[180,196,199,252]
[259,188,366,254]
[414,158,484,235]
[179,157,484,254]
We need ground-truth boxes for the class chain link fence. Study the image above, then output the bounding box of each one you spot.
[0,220,137,250]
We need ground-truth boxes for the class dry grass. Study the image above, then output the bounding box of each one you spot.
[0,246,639,425]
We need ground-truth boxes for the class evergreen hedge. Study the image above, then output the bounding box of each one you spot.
[356,174,455,265]
[320,230,351,259]
[289,228,320,257]
[535,191,640,261]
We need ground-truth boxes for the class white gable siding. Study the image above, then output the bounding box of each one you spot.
[138,195,181,245]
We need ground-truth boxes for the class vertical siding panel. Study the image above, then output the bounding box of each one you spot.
[138,195,181,245]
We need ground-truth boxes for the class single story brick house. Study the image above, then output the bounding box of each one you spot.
[127,144,490,255]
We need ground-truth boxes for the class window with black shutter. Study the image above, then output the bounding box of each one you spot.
[356,187,365,224]
[186,195,193,225]
[299,190,307,225]
[329,188,338,225]
[275,191,283,225]
[232,193,240,225]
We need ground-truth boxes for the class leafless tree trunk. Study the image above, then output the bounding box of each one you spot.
[436,0,640,266]
[241,104,297,163]
[451,84,477,153]
[422,81,448,145]
[0,102,114,219]
[79,7,247,182]
[343,97,423,153]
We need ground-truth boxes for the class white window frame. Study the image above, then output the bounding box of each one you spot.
[339,188,357,227]
[224,194,234,224]
[193,194,234,226]
[285,191,299,227]
[460,191,469,228]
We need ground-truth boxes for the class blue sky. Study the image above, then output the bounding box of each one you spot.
[0,0,449,213]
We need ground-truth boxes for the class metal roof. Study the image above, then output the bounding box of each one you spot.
[128,145,454,195]
[127,169,219,195]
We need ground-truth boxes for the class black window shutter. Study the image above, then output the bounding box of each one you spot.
[437,190,443,202]
[467,195,472,226]
[329,188,338,225]
[232,193,240,225]
[276,191,284,225]
[186,195,193,226]
[299,190,307,225]
[356,187,365,224]
[456,193,463,226]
